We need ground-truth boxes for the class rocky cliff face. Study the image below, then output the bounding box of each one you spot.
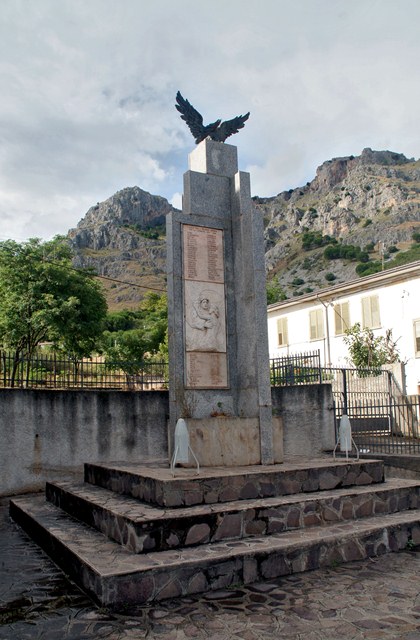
[68,187,175,309]
[257,148,420,296]
[69,150,420,309]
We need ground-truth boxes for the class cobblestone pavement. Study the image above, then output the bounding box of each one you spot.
[1,497,420,640]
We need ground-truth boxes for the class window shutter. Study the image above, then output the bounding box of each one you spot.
[277,318,288,346]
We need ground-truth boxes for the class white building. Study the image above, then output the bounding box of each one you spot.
[267,260,420,395]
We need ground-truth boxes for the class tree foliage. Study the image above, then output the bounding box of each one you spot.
[343,323,400,370]
[101,292,168,369]
[324,243,369,262]
[0,237,107,371]
[266,279,287,305]
[301,231,337,251]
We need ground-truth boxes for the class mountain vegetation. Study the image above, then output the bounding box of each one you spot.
[68,186,170,310]
[258,148,420,301]
[67,148,420,310]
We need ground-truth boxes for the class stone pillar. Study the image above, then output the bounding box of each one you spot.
[167,139,281,466]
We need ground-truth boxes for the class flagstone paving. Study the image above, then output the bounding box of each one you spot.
[1,497,420,639]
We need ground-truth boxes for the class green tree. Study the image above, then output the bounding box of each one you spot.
[104,310,138,332]
[102,329,149,369]
[0,237,107,384]
[266,279,287,304]
[101,292,168,373]
[343,323,400,370]
[136,292,168,354]
[325,272,336,281]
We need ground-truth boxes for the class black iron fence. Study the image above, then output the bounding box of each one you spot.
[270,351,323,385]
[2,348,419,453]
[0,351,168,390]
[270,353,420,454]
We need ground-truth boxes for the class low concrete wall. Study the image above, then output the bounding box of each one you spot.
[271,384,336,457]
[1,384,335,496]
[0,389,169,496]
[359,453,420,480]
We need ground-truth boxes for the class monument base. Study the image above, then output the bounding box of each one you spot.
[183,417,283,467]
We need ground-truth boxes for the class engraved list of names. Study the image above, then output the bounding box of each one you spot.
[182,224,228,389]
[183,225,224,283]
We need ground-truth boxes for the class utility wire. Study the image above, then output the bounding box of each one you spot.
[45,259,167,293]
[1,235,167,293]
[93,272,166,293]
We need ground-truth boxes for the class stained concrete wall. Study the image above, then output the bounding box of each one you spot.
[0,384,335,496]
[0,389,169,496]
[271,384,336,457]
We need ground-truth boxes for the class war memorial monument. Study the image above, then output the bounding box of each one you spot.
[168,91,282,467]
[8,94,420,609]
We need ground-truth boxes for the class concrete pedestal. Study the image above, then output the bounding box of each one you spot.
[167,139,277,465]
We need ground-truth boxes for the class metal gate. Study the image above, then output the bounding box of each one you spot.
[269,356,420,454]
[332,368,420,454]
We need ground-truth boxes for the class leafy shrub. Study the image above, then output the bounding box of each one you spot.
[325,272,336,281]
[358,251,370,263]
[324,242,368,263]
[344,323,400,369]
[324,245,341,259]
[301,231,338,251]
[362,219,372,227]
[385,243,420,267]
[291,277,305,286]
[266,280,287,304]
[355,261,382,276]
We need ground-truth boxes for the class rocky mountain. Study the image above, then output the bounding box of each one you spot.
[68,186,173,309]
[68,149,420,310]
[257,148,420,298]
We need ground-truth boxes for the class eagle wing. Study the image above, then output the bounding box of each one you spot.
[214,112,250,142]
[175,91,221,143]
[175,91,204,140]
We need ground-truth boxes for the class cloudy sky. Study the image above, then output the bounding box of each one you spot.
[1,0,419,242]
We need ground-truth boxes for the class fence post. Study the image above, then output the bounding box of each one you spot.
[317,349,322,384]
[342,369,348,415]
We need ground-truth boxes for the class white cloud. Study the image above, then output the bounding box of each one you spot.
[1,0,419,240]
[170,192,182,210]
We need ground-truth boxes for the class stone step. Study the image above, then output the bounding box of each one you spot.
[10,495,420,607]
[84,458,385,507]
[46,478,420,553]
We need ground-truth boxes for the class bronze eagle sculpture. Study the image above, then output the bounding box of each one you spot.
[175,91,250,144]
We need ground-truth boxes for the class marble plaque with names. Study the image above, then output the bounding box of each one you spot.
[183,224,228,388]
[186,352,228,389]
[183,225,224,283]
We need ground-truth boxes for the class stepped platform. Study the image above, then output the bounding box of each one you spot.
[84,459,385,507]
[10,457,420,608]
[46,477,420,553]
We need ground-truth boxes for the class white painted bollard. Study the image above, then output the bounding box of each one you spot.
[170,418,200,476]
[333,414,359,461]
[339,414,352,453]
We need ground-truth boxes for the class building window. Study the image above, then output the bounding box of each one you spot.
[334,301,350,335]
[361,295,381,329]
[277,318,288,346]
[309,309,325,340]
[414,320,420,356]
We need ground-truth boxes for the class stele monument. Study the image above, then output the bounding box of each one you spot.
[167,93,283,467]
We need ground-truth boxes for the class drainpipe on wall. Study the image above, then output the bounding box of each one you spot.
[317,296,332,367]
